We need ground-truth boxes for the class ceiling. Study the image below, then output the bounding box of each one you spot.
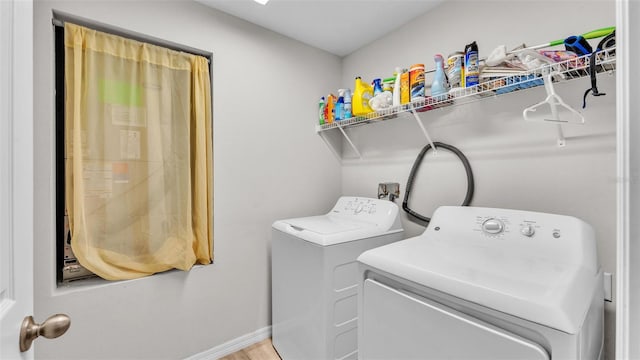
[195,0,444,57]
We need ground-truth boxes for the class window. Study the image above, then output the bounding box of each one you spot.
[56,20,213,282]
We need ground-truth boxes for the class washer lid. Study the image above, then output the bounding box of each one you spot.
[273,215,399,246]
[272,196,403,246]
[284,216,364,235]
[358,206,601,334]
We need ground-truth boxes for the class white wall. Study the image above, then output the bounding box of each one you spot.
[340,1,617,359]
[33,0,342,358]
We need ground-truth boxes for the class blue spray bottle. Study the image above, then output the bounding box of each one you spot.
[372,78,383,96]
[335,89,345,121]
[431,54,448,101]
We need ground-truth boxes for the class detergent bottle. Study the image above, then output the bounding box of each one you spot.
[318,96,325,125]
[352,77,374,116]
[431,54,448,100]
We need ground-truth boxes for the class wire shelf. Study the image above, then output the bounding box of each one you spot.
[316,48,616,133]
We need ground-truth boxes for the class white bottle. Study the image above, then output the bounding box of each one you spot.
[392,67,401,107]
[344,89,352,119]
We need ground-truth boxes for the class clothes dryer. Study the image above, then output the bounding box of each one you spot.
[272,197,404,360]
[358,206,604,360]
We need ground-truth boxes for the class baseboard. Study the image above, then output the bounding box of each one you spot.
[184,326,272,360]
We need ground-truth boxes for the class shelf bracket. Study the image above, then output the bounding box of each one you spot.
[410,104,437,154]
[337,124,362,159]
[318,130,343,161]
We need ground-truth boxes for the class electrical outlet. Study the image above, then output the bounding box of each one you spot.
[377,183,387,199]
[378,182,400,201]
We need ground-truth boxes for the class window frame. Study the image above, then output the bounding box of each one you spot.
[54,13,214,284]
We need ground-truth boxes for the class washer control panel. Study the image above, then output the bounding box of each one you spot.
[329,197,400,227]
[340,198,378,215]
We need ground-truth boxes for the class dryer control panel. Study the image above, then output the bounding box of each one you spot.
[474,213,554,240]
[427,206,598,275]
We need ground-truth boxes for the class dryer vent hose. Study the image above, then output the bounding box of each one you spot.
[402,142,475,224]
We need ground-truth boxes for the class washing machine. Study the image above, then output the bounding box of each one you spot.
[357,206,604,360]
[271,196,404,360]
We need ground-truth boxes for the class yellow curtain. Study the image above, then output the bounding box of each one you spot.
[65,23,213,280]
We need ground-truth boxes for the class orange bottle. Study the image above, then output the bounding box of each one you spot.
[400,70,410,104]
[325,94,336,123]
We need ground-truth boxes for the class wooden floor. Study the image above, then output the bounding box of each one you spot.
[219,338,281,360]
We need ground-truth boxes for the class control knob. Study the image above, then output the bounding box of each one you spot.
[482,218,504,235]
[521,224,535,237]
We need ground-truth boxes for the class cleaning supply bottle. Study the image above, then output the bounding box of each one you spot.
[372,78,383,96]
[464,41,479,87]
[344,89,352,119]
[383,77,394,93]
[352,77,374,116]
[325,94,336,123]
[335,89,345,121]
[392,67,401,107]
[409,63,425,101]
[318,96,325,125]
[400,69,410,105]
[431,54,448,100]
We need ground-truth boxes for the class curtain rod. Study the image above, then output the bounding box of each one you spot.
[51,15,212,63]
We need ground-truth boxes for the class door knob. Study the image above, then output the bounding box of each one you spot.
[19,314,71,352]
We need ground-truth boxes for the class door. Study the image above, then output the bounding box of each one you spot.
[360,279,549,360]
[618,0,640,358]
[0,0,34,358]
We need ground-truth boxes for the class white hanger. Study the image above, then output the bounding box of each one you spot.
[523,72,584,146]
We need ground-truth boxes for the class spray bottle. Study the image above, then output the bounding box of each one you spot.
[372,78,383,96]
[335,89,345,121]
[431,54,448,100]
